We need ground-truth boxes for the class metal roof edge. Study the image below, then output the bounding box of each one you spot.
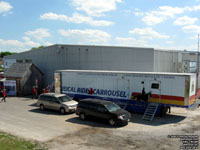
[55,69,196,76]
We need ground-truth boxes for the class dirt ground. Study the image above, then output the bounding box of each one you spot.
[45,108,200,150]
[0,97,199,150]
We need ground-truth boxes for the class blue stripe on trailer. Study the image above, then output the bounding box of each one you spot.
[64,92,191,113]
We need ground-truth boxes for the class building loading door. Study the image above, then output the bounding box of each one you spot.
[117,78,130,99]
[149,80,161,102]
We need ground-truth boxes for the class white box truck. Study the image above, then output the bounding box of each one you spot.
[54,70,197,113]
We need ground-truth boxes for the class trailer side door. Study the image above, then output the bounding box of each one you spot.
[117,78,130,98]
[149,80,161,102]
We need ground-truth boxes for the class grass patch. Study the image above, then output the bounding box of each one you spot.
[0,131,47,150]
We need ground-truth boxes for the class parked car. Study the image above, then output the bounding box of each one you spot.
[76,99,131,126]
[37,93,78,114]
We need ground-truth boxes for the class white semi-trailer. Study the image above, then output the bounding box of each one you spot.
[54,70,197,114]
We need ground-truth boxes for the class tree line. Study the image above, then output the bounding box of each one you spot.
[0,52,16,59]
[0,46,44,59]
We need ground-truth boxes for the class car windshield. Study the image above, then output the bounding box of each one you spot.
[57,95,72,102]
[104,103,121,112]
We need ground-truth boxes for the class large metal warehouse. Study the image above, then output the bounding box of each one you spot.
[4,44,200,88]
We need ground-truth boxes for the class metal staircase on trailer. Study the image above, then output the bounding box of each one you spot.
[142,102,159,121]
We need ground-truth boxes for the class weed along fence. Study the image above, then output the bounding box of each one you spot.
[55,70,198,120]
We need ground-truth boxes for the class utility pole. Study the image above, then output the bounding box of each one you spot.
[198,34,200,52]
[197,34,200,90]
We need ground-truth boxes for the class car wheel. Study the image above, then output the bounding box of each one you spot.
[40,104,45,111]
[79,113,86,120]
[60,108,66,114]
[109,118,116,126]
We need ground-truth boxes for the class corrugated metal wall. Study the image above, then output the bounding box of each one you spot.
[5,45,155,86]
[153,50,179,72]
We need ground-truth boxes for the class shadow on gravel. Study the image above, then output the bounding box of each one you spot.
[66,117,124,128]
[29,103,37,107]
[130,113,186,126]
[19,96,38,101]
[29,108,74,116]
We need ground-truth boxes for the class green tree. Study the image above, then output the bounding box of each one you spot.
[31,46,44,50]
[0,51,16,58]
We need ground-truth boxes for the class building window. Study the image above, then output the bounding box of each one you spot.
[16,59,23,63]
[189,61,197,73]
[25,59,32,63]
[151,83,159,89]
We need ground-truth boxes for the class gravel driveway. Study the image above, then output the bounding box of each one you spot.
[0,97,199,150]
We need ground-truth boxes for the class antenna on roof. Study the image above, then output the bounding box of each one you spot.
[198,34,199,52]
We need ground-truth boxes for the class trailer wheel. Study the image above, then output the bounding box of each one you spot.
[40,104,45,111]
[79,113,86,120]
[109,118,116,126]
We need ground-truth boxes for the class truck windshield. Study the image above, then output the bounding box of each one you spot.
[104,103,121,112]
[58,95,72,102]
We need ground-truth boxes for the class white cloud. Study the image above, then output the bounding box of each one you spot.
[0,1,12,14]
[25,28,51,41]
[142,14,164,26]
[141,5,200,26]
[133,8,144,16]
[182,25,200,33]
[156,6,185,17]
[174,16,198,26]
[115,37,148,47]
[142,6,187,25]
[129,28,169,39]
[190,35,199,40]
[22,36,41,47]
[22,36,31,41]
[166,41,174,44]
[40,12,114,26]
[115,37,169,49]
[115,37,198,51]
[133,11,144,17]
[72,0,122,17]
[44,42,52,46]
[40,12,68,21]
[0,39,24,47]
[0,37,42,52]
[193,5,200,10]
[69,13,114,26]
[58,29,111,43]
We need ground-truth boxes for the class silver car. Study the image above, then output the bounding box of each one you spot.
[37,93,78,114]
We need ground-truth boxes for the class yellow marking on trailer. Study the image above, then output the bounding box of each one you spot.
[149,98,185,106]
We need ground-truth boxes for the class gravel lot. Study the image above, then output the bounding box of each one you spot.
[0,97,199,150]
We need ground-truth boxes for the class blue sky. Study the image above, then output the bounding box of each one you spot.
[1,0,200,52]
